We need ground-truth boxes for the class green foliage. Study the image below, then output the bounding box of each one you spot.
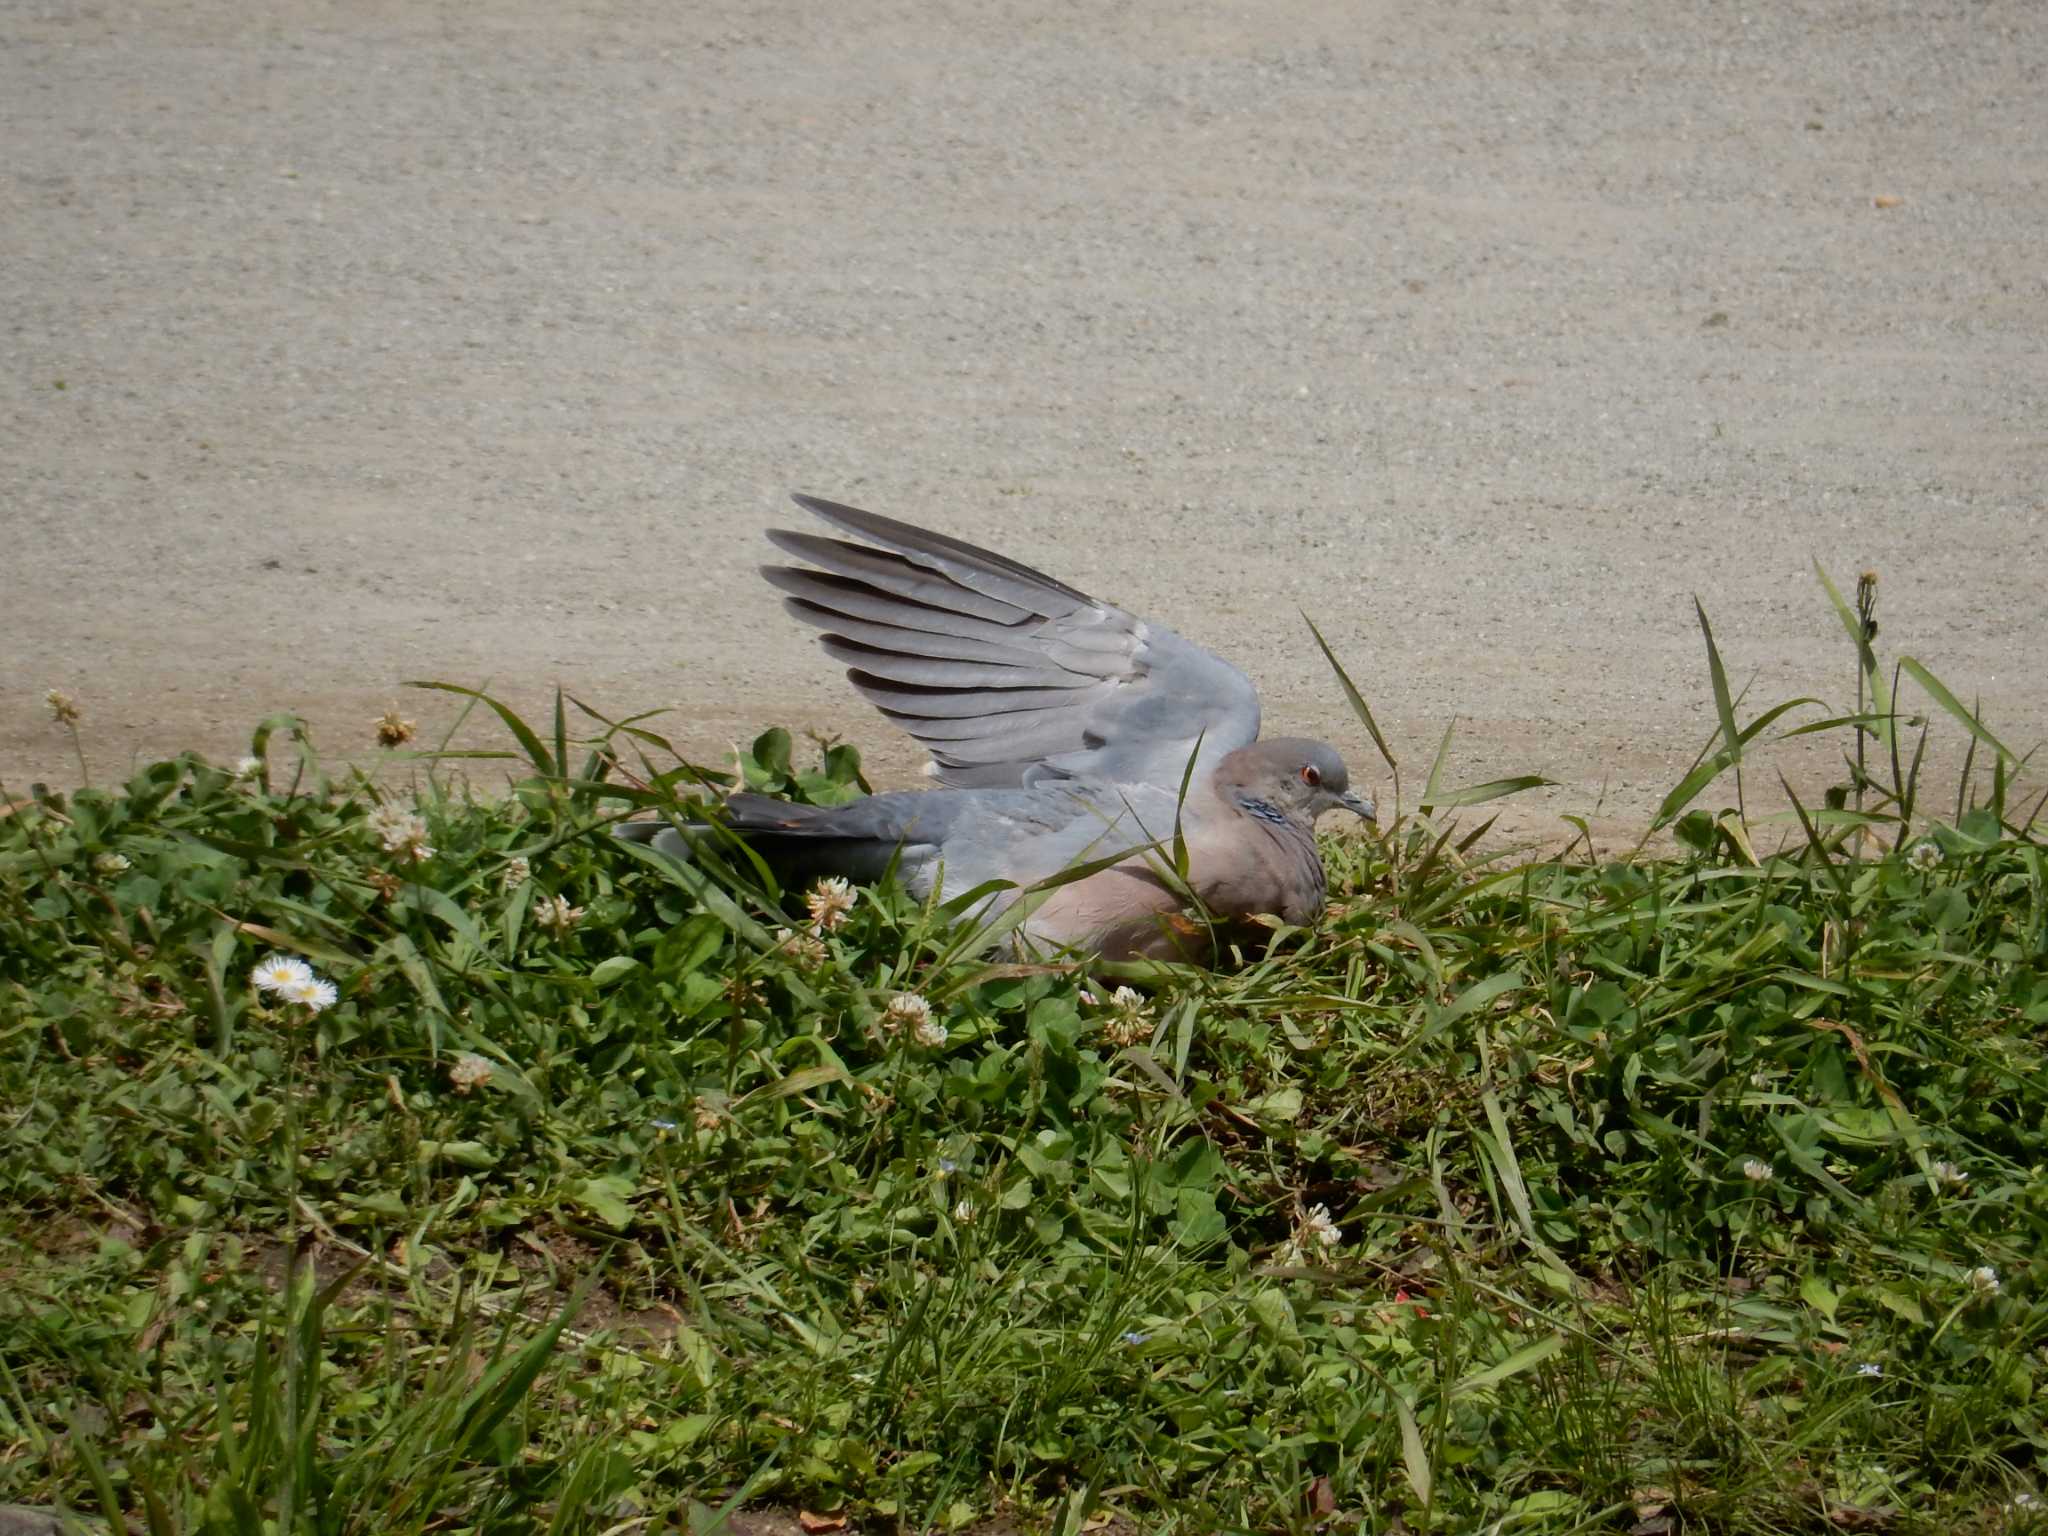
[1,659,2043,1532]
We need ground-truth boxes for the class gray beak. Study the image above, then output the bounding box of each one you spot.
[1339,790,1377,823]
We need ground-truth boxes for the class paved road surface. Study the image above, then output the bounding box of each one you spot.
[6,0,2043,843]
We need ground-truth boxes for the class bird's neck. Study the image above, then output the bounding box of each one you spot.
[1223,788,1317,838]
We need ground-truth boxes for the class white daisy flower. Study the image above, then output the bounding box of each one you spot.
[251,954,313,994]
[279,975,338,1013]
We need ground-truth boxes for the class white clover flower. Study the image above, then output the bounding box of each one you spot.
[773,926,827,967]
[92,852,132,876]
[279,975,338,1013]
[1907,839,1944,872]
[366,802,433,859]
[501,856,531,890]
[1930,1159,1969,1191]
[1303,1204,1343,1250]
[233,755,264,782]
[251,954,314,995]
[1856,1362,1883,1378]
[1968,1265,2001,1297]
[533,892,585,934]
[952,1197,977,1225]
[1099,983,1152,1047]
[447,1053,494,1094]
[1742,1158,1775,1184]
[882,991,933,1039]
[807,876,856,932]
[912,1014,949,1051]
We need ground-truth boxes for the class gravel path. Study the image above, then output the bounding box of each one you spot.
[6,0,2043,841]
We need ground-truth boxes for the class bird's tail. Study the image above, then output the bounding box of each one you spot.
[612,792,936,886]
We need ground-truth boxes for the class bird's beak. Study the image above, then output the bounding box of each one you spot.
[1339,790,1377,823]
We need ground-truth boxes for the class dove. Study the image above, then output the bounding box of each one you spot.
[618,494,1375,961]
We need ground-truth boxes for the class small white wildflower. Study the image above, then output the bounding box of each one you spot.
[1743,1158,1775,1184]
[501,856,531,890]
[366,802,433,859]
[92,852,132,876]
[1930,1159,1969,1191]
[1120,1330,1150,1347]
[1856,1362,1884,1378]
[251,954,313,994]
[912,1014,949,1051]
[447,1053,494,1094]
[1907,839,1944,872]
[807,876,856,932]
[882,991,933,1039]
[279,975,338,1013]
[532,892,585,934]
[1968,1265,2001,1297]
[233,755,264,782]
[952,1198,976,1225]
[1749,1070,1773,1090]
[1303,1204,1344,1251]
[45,689,80,725]
[1099,984,1152,1047]
[2012,1491,2042,1511]
[773,926,828,967]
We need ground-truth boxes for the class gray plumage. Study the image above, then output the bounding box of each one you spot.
[620,495,1375,961]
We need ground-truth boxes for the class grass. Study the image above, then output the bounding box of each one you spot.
[2,578,2045,1534]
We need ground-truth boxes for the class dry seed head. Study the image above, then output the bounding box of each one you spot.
[374,706,417,748]
[45,689,80,725]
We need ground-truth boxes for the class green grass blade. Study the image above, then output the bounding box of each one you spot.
[1899,656,2019,767]
[1302,611,1397,776]
[1694,596,1741,765]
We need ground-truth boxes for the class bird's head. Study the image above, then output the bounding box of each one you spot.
[1215,737,1377,828]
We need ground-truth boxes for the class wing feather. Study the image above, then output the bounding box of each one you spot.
[768,494,1262,788]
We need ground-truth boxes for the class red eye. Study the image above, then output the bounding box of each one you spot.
[1300,764,1322,787]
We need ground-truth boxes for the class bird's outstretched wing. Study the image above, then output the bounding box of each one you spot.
[762,494,1261,790]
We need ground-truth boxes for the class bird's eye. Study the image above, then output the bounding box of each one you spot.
[1300,764,1322,787]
